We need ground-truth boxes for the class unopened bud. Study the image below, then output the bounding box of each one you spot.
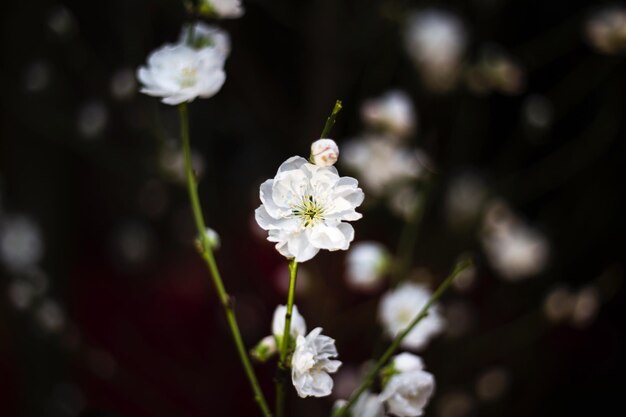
[250,335,277,362]
[310,139,339,167]
[197,227,221,251]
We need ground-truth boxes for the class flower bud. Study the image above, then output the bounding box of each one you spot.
[250,335,277,362]
[196,227,220,252]
[310,139,339,167]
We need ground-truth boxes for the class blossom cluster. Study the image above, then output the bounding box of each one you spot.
[334,353,435,417]
[342,90,428,220]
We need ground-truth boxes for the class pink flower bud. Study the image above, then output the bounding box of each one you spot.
[311,139,339,167]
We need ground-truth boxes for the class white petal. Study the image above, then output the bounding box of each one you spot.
[308,224,347,250]
[255,206,299,231]
[272,304,307,339]
[287,231,319,262]
[260,179,287,217]
[277,156,308,174]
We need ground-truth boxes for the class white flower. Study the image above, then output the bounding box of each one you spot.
[465,46,525,95]
[137,44,226,105]
[392,352,424,373]
[361,90,416,138]
[389,185,421,220]
[255,156,364,263]
[272,304,307,340]
[405,9,466,91]
[445,172,488,227]
[378,283,445,350]
[342,136,426,197]
[199,0,245,19]
[481,200,549,281]
[292,327,341,398]
[0,216,44,271]
[585,6,626,55]
[334,391,383,417]
[345,241,390,291]
[311,139,340,167]
[137,23,229,105]
[379,368,435,417]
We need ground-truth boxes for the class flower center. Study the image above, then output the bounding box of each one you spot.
[292,195,326,228]
[179,66,198,88]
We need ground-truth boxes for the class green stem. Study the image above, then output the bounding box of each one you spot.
[178,103,273,417]
[320,100,343,138]
[335,257,473,417]
[276,259,299,417]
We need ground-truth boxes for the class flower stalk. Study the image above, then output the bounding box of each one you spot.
[178,103,273,417]
[335,256,473,417]
[275,259,298,417]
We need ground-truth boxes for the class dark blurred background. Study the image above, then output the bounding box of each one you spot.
[1,1,625,417]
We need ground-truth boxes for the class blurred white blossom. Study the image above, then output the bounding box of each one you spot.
[523,95,553,130]
[36,298,66,333]
[311,139,339,167]
[475,367,510,402]
[586,6,626,55]
[405,9,466,92]
[292,327,341,398]
[342,136,427,197]
[78,100,108,139]
[0,216,44,271]
[481,200,549,281]
[361,90,416,138]
[465,46,525,95]
[47,5,76,37]
[379,353,435,417]
[445,173,488,227]
[437,390,474,417]
[392,352,425,373]
[159,141,205,183]
[137,23,229,105]
[8,280,36,310]
[110,68,137,100]
[571,286,600,328]
[543,284,600,328]
[199,0,245,19]
[389,185,421,220]
[543,285,576,323]
[379,283,445,350]
[272,304,307,341]
[345,241,390,291]
[255,156,363,262]
[24,61,51,93]
[334,391,383,417]
[110,221,155,269]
